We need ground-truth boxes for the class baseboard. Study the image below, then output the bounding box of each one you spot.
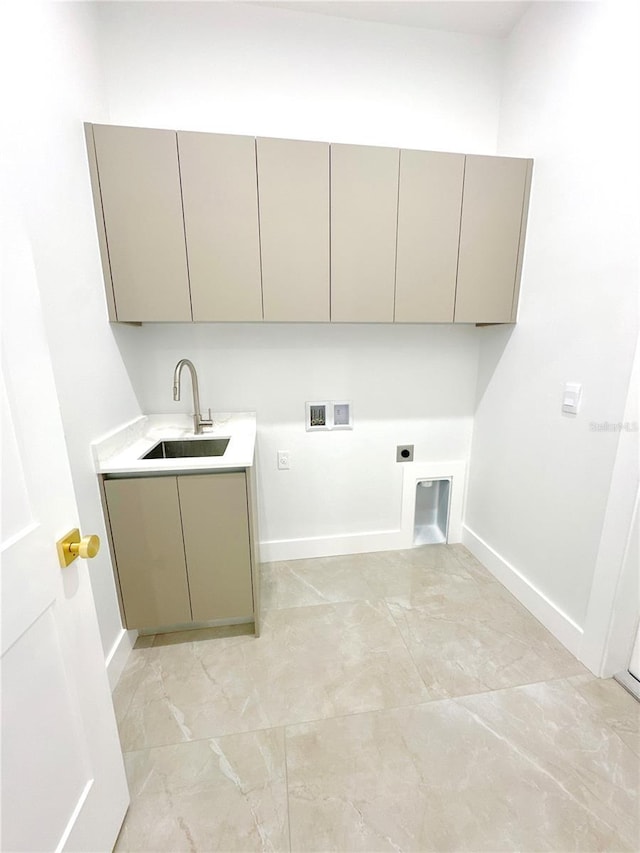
[105,627,137,691]
[261,460,467,564]
[462,525,584,658]
[614,670,640,702]
[260,529,406,563]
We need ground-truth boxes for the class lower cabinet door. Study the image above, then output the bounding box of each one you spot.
[177,473,254,622]
[104,477,192,630]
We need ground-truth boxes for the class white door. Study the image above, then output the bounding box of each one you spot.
[630,626,640,682]
[1,223,129,850]
[625,498,639,683]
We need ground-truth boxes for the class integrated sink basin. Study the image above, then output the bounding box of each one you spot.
[141,438,230,460]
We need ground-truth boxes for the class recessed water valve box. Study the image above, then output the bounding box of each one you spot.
[305,401,353,431]
[306,401,329,431]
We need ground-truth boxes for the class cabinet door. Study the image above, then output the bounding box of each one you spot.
[454,155,532,323]
[257,137,330,321]
[104,477,191,630]
[395,150,464,323]
[177,473,254,622]
[178,131,263,321]
[331,144,399,322]
[91,124,192,322]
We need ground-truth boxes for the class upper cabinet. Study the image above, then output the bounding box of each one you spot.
[178,131,262,322]
[454,155,533,324]
[331,144,399,323]
[86,124,532,326]
[395,150,465,323]
[89,124,192,322]
[257,137,330,322]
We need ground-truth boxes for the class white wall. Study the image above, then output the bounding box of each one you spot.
[581,337,639,677]
[115,323,477,553]
[4,2,142,668]
[94,1,502,152]
[464,1,639,650]
[96,1,502,557]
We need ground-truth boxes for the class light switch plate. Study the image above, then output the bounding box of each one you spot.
[562,382,582,415]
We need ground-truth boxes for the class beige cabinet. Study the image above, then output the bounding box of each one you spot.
[178,473,254,621]
[178,131,263,321]
[104,471,256,632]
[89,124,192,322]
[86,123,532,326]
[454,154,533,324]
[395,150,465,323]
[257,137,330,321]
[104,477,191,630]
[330,143,399,322]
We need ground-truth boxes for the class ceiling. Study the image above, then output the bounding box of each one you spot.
[254,1,534,38]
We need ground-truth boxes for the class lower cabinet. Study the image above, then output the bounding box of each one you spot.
[103,471,256,632]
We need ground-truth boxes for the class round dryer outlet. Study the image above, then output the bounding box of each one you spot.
[396,445,414,462]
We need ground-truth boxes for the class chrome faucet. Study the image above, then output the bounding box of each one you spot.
[173,359,213,435]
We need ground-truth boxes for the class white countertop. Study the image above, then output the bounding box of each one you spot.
[92,413,257,475]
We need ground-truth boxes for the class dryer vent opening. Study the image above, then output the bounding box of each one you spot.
[414,479,451,546]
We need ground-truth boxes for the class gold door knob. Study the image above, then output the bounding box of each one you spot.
[56,529,101,568]
[70,535,100,560]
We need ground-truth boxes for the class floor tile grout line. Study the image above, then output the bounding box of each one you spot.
[380,596,436,699]
[119,688,454,756]
[283,727,293,853]
[260,568,501,614]
[119,669,593,758]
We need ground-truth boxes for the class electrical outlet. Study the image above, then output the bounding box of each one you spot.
[277,450,290,470]
[396,444,414,462]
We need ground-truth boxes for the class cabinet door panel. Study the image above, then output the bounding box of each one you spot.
[395,150,464,323]
[331,144,399,322]
[455,155,531,323]
[92,124,192,322]
[178,473,253,622]
[257,137,329,321]
[104,477,191,630]
[178,132,263,321]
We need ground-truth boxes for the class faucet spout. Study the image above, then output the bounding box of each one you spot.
[172,359,213,435]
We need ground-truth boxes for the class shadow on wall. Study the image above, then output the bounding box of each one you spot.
[473,324,516,408]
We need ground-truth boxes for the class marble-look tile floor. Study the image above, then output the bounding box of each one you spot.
[113,545,640,852]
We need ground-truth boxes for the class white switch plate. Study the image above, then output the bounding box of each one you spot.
[562,382,582,415]
[277,450,290,470]
[332,401,353,430]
